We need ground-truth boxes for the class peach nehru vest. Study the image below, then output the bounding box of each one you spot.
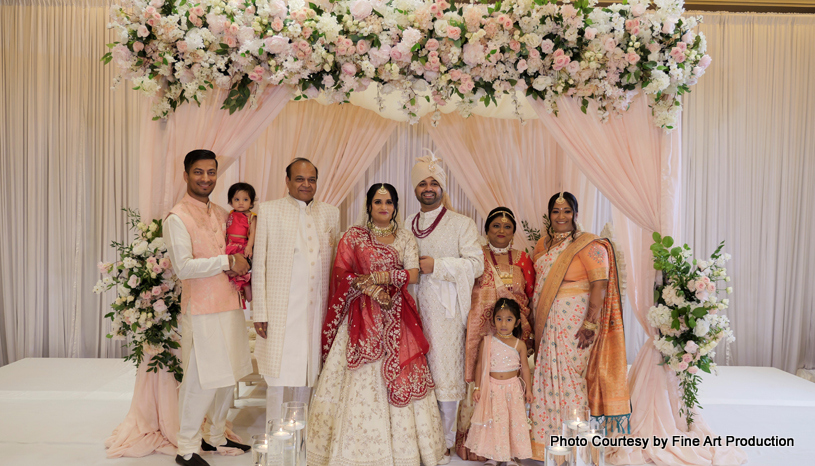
[168,194,240,315]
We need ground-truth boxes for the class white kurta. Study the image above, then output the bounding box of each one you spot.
[264,198,322,387]
[406,206,484,402]
[164,214,252,390]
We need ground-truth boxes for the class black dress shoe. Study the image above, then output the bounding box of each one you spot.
[201,438,251,452]
[175,453,210,466]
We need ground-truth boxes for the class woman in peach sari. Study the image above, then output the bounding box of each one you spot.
[455,207,535,461]
[529,192,630,460]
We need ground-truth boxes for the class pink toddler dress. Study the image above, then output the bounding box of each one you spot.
[225,210,253,304]
[465,335,533,462]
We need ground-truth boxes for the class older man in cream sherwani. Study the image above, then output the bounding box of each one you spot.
[252,158,340,423]
[406,153,484,460]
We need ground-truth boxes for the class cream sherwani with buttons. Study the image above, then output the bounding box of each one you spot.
[252,195,339,420]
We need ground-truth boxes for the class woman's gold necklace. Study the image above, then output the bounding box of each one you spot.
[368,221,395,237]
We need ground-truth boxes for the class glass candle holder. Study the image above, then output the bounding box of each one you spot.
[563,406,591,437]
[282,401,307,466]
[576,429,605,466]
[267,420,295,466]
[546,444,574,466]
[252,434,270,466]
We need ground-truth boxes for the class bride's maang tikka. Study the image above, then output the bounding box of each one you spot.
[555,191,567,205]
[377,183,388,195]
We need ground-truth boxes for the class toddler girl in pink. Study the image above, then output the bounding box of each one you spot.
[225,182,256,306]
[466,298,533,465]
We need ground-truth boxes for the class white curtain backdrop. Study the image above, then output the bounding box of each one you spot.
[1,3,812,374]
[681,11,815,372]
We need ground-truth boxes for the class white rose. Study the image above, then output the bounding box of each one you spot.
[132,240,149,256]
[693,318,710,337]
[149,238,165,251]
[726,287,733,294]
[148,222,158,232]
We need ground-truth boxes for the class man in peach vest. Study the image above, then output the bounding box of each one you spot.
[164,150,253,466]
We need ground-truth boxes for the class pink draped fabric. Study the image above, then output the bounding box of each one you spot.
[239,101,397,204]
[422,112,596,251]
[138,85,293,220]
[528,95,746,465]
[105,356,179,457]
[105,355,246,458]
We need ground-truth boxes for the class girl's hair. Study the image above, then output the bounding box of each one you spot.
[365,183,399,223]
[547,191,579,240]
[493,297,522,338]
[228,182,257,209]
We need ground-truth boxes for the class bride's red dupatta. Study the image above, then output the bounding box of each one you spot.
[321,226,435,407]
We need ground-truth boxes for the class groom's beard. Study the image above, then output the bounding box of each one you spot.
[418,190,440,206]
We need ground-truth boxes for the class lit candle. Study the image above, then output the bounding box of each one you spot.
[272,429,292,439]
[547,445,572,466]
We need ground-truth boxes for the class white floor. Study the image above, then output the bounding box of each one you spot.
[0,359,813,466]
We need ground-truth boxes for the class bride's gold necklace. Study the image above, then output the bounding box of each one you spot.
[368,221,395,237]
[547,230,574,252]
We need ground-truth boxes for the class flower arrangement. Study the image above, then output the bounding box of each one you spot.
[102,0,710,129]
[94,209,184,382]
[647,232,735,428]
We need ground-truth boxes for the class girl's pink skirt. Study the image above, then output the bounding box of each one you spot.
[464,376,532,461]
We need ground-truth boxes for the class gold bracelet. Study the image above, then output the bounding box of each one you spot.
[473,386,480,391]
[582,320,598,331]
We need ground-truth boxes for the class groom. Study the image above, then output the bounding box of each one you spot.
[164,149,253,466]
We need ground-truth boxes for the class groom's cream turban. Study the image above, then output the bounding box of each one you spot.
[411,151,447,190]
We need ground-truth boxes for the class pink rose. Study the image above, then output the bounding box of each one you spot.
[304,86,320,99]
[177,41,188,53]
[707,283,716,293]
[709,308,718,315]
[462,42,485,66]
[677,361,688,371]
[342,62,358,75]
[425,38,440,51]
[567,60,580,73]
[584,27,597,40]
[682,353,693,363]
[540,39,554,54]
[368,45,391,67]
[625,19,640,32]
[112,44,132,65]
[390,47,403,61]
[529,49,540,59]
[662,19,676,35]
[272,17,284,31]
[350,0,373,20]
[264,35,290,54]
[127,275,140,288]
[688,366,699,375]
[683,32,694,44]
[225,35,237,48]
[631,26,641,36]
[449,69,462,81]
[249,66,264,81]
[228,23,240,35]
[695,290,709,301]
[626,52,640,64]
[447,26,461,41]
[647,42,661,53]
[137,25,150,38]
[144,6,156,17]
[151,285,162,296]
[160,283,169,293]
[632,4,646,16]
[698,54,712,69]
[322,74,335,88]
[552,49,571,71]
[297,40,310,52]
[561,4,577,19]
[153,299,168,313]
[152,266,162,274]
[674,52,686,63]
[695,281,707,292]
[603,37,617,52]
[693,66,704,77]
[509,40,521,52]
[356,39,370,54]
[302,27,313,38]
[147,18,157,27]
[517,59,528,72]
[191,6,204,16]
[676,41,688,52]
[133,41,144,52]
[685,341,699,354]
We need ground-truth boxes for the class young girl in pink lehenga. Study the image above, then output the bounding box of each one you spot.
[466,298,533,466]
[225,182,256,306]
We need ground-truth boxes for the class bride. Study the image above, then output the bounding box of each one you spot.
[307,183,447,466]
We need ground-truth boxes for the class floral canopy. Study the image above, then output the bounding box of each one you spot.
[104,0,709,129]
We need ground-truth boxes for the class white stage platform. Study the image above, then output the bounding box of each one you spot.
[0,358,813,466]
